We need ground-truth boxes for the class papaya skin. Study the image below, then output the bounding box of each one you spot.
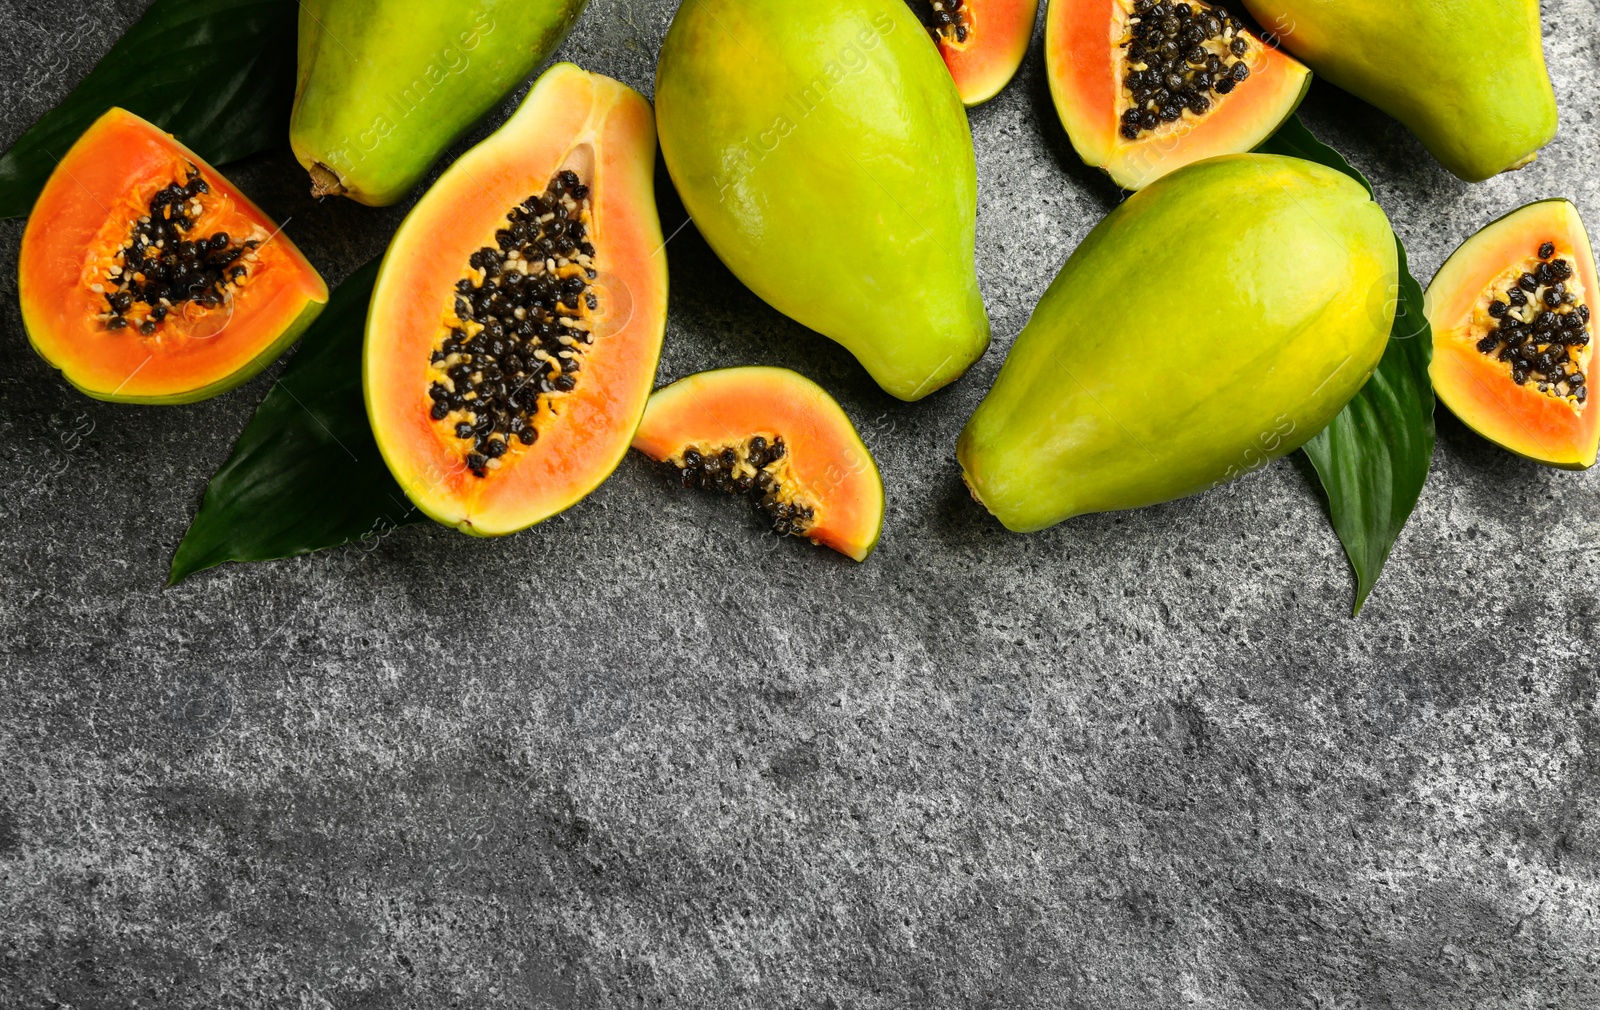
[958,154,1398,533]
[290,0,587,207]
[26,295,323,407]
[1238,0,1557,183]
[656,0,990,401]
[63,301,325,406]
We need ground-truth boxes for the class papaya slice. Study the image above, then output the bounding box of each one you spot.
[365,64,667,536]
[632,368,885,562]
[1046,0,1310,191]
[907,0,1039,107]
[18,108,328,404]
[1426,200,1598,470]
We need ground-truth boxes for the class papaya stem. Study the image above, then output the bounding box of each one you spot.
[307,163,347,201]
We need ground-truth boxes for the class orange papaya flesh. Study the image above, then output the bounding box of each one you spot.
[18,108,328,404]
[365,64,668,537]
[907,0,1039,106]
[1047,0,1309,190]
[1426,199,1598,470]
[632,367,885,562]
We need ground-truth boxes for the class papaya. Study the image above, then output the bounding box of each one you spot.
[1238,0,1557,183]
[18,108,327,404]
[1046,0,1310,190]
[958,154,1397,532]
[289,0,588,206]
[632,367,885,561]
[365,64,667,536]
[1425,200,1598,469]
[907,0,1038,106]
[656,0,991,402]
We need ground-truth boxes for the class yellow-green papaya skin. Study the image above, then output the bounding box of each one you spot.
[958,154,1399,533]
[1239,0,1556,183]
[289,0,587,206]
[655,0,990,401]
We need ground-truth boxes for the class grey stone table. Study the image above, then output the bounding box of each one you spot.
[2,1,1597,1006]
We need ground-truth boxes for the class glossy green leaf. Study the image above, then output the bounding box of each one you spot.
[1259,116,1436,615]
[0,0,297,219]
[168,260,423,585]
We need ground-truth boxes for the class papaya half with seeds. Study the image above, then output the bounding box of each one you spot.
[1047,0,1309,191]
[290,0,588,206]
[656,0,990,402]
[365,64,667,536]
[632,367,885,562]
[906,0,1039,107]
[958,154,1397,533]
[18,108,327,405]
[1426,200,1598,470]
[1238,0,1557,183]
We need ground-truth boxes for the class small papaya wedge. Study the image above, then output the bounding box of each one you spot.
[290,0,588,206]
[1238,0,1557,183]
[656,0,991,401]
[1426,200,1598,469]
[633,367,886,561]
[909,0,1039,107]
[959,154,1397,532]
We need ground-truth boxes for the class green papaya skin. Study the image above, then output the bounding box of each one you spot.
[959,154,1398,533]
[290,0,587,206]
[655,0,990,401]
[1239,0,1556,183]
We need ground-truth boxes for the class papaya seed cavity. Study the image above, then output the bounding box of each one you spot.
[1475,242,1591,404]
[1119,0,1254,140]
[100,165,258,336]
[906,0,971,46]
[425,169,600,478]
[665,435,819,539]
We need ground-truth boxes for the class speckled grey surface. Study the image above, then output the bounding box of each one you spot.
[2,1,1599,1006]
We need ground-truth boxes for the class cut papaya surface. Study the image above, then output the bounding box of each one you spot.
[365,64,667,536]
[908,0,1039,106]
[1047,0,1309,190]
[632,367,885,562]
[1426,199,1598,470]
[18,108,327,403]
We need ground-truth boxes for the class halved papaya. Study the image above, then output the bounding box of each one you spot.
[908,0,1039,106]
[1046,0,1310,190]
[18,108,328,404]
[631,367,885,562]
[365,64,667,536]
[1426,200,1598,470]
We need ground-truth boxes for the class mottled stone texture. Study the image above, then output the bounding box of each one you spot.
[2,1,1599,1007]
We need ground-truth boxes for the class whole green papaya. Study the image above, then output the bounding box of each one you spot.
[655,0,990,401]
[1239,0,1556,183]
[290,0,587,206]
[959,154,1398,533]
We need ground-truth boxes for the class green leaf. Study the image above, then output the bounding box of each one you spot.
[0,0,297,219]
[1259,116,1436,615]
[168,259,424,585]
